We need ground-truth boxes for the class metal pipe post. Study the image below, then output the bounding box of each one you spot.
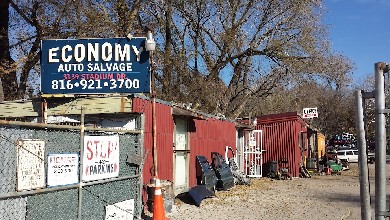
[375,62,387,220]
[78,107,85,220]
[137,114,145,220]
[355,89,371,220]
[152,96,157,177]
[150,47,158,178]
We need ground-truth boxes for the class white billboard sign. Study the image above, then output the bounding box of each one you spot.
[47,154,79,187]
[82,135,120,181]
[105,199,134,220]
[302,107,318,119]
[17,139,45,191]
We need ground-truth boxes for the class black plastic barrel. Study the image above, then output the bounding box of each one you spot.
[268,161,278,173]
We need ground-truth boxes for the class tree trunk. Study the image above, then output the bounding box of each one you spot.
[0,0,17,101]
[162,0,173,99]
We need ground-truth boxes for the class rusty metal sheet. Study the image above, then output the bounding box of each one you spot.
[0,100,38,117]
[0,96,133,118]
[47,96,132,115]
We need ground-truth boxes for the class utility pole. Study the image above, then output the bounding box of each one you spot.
[145,29,157,178]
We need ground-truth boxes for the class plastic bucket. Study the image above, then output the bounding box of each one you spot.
[146,180,174,213]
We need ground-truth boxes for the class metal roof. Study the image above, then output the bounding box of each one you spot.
[0,99,39,117]
[0,94,252,130]
[0,96,132,118]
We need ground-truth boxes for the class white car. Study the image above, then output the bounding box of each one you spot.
[337,149,359,162]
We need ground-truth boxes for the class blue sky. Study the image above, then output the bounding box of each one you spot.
[324,0,390,85]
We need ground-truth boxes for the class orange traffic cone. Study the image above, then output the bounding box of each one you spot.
[152,178,167,220]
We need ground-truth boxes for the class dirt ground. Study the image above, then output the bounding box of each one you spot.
[144,162,390,220]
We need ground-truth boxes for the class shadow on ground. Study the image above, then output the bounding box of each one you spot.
[175,192,197,206]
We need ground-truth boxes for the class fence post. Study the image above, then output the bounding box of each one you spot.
[374,62,387,220]
[138,113,145,219]
[78,107,85,220]
[355,89,371,220]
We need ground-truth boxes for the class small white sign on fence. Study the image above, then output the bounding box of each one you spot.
[302,107,318,119]
[82,135,120,181]
[105,199,134,220]
[16,139,45,191]
[47,153,79,187]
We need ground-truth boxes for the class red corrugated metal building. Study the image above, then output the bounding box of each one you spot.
[0,95,248,208]
[255,112,308,177]
[131,94,242,196]
[132,95,174,183]
[189,117,237,186]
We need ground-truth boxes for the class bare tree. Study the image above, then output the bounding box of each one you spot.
[3,0,355,135]
[146,0,349,118]
[240,52,356,138]
[0,0,17,101]
[2,0,145,100]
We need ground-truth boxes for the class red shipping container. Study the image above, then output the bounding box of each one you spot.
[255,112,308,177]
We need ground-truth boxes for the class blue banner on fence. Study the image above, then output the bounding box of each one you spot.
[40,38,151,94]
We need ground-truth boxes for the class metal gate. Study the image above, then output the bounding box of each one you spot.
[243,130,263,177]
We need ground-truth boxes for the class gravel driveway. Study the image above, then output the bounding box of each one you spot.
[156,162,390,220]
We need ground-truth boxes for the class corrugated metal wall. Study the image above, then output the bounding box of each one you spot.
[132,97,174,184]
[255,112,308,177]
[188,118,237,187]
[132,95,237,189]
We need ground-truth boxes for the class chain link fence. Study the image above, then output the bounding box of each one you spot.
[0,114,144,220]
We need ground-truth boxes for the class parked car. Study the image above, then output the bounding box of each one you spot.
[337,149,359,163]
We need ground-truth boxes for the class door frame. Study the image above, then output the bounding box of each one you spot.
[173,117,190,195]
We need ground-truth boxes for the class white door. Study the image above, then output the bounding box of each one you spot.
[236,129,245,173]
[244,130,263,177]
[174,118,189,194]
